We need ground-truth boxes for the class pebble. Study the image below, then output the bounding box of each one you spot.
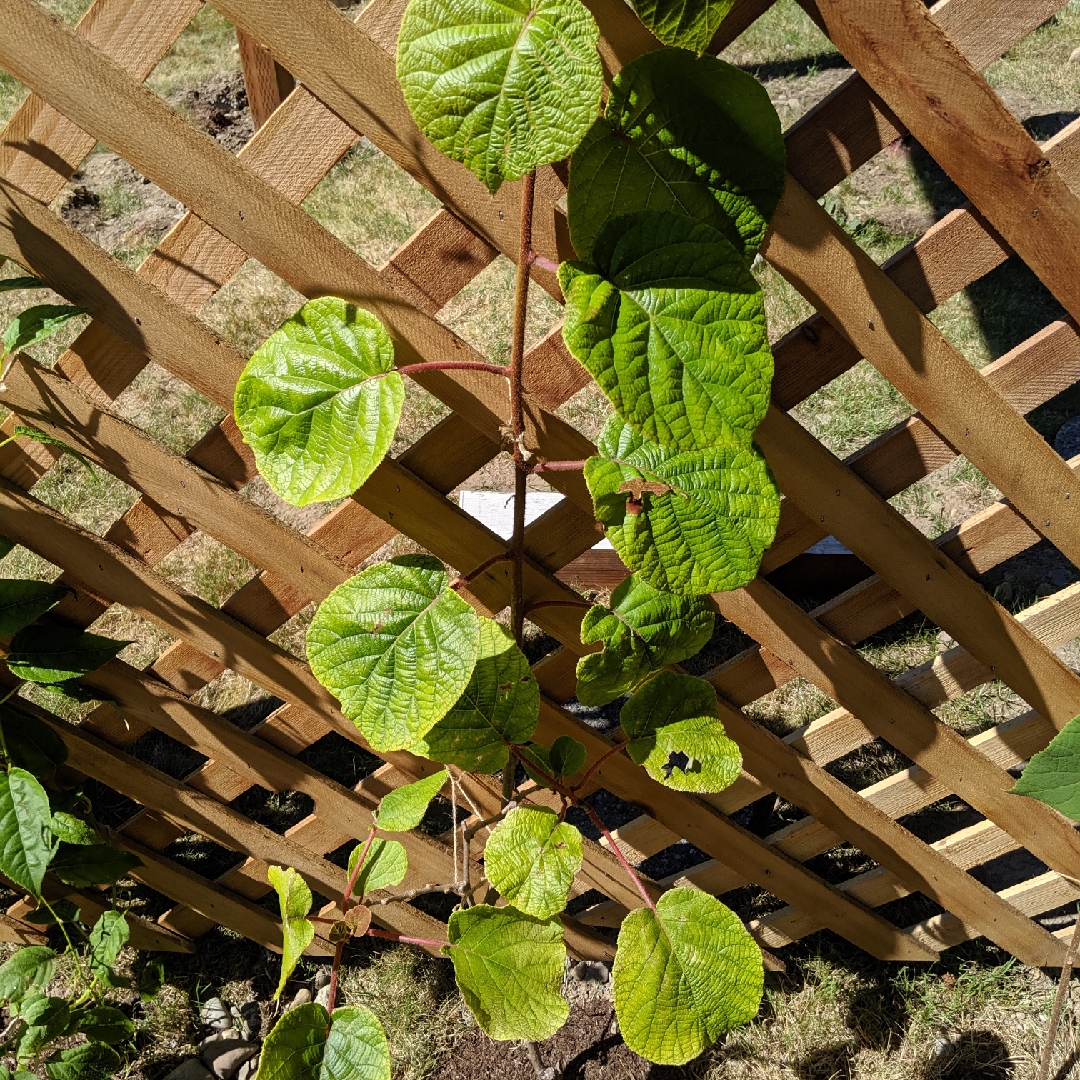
[1070,44,1080,63]
[286,987,311,1012]
[315,982,337,1010]
[199,1029,240,1051]
[163,1062,214,1080]
[570,961,610,984]
[235,1056,260,1080]
[932,1035,954,1059]
[201,1037,260,1080]
[238,1000,262,1040]
[200,997,233,1032]
[313,968,331,990]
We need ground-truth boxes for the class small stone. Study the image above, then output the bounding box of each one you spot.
[609,1018,619,1036]
[932,1035,954,1059]
[236,1056,259,1080]
[198,1029,240,1052]
[313,968,331,990]
[238,1000,262,1040]
[1070,44,1080,63]
[286,987,311,1012]
[571,961,609,984]
[202,1038,259,1080]
[315,982,337,1010]
[201,997,232,1031]
[163,1062,214,1080]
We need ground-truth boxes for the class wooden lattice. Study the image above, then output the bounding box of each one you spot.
[0,0,1077,972]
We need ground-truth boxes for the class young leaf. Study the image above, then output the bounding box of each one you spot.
[585,415,779,595]
[43,1043,120,1080]
[631,0,734,54]
[76,1005,134,1045]
[267,865,314,1000]
[376,769,447,832]
[568,49,785,263]
[0,946,56,1008]
[307,555,480,752]
[255,1002,391,1080]
[11,427,97,476]
[0,767,55,894]
[87,911,129,986]
[613,888,762,1065]
[347,837,408,898]
[445,905,568,1041]
[49,843,141,888]
[396,0,603,194]
[576,574,714,706]
[0,580,69,637]
[560,210,773,452]
[6,625,129,685]
[137,959,164,1003]
[48,813,99,846]
[1010,714,1080,819]
[0,706,69,776]
[409,619,538,772]
[484,807,583,918]
[0,277,46,293]
[3,305,89,355]
[234,297,403,507]
[518,735,586,789]
[17,996,70,1062]
[621,671,741,793]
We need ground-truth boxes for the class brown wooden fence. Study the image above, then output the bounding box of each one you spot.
[0,0,1078,972]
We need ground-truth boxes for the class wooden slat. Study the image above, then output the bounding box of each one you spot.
[235,28,293,130]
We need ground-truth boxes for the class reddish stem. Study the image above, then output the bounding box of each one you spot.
[583,802,656,912]
[528,460,586,474]
[572,737,631,793]
[509,744,574,800]
[394,361,510,378]
[528,253,560,275]
[326,824,377,1016]
[450,551,511,591]
[367,928,448,949]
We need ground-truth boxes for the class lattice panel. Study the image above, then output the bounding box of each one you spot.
[0,0,1076,974]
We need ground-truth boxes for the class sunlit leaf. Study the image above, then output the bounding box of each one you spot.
[376,769,447,832]
[631,0,734,54]
[6,626,129,685]
[48,812,99,846]
[3,306,89,356]
[87,911,129,987]
[76,1005,134,1045]
[267,866,314,1000]
[11,427,97,476]
[255,1002,390,1080]
[17,996,70,1062]
[1011,714,1080,819]
[0,946,56,1009]
[0,580,69,637]
[347,837,408,898]
[0,768,55,895]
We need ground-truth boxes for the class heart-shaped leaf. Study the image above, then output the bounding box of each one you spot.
[631,0,735,54]
[267,866,314,1000]
[307,555,480,752]
[484,807,583,918]
[347,837,408,898]
[87,911,129,986]
[613,888,762,1064]
[0,768,55,895]
[234,297,403,507]
[568,49,785,263]
[445,905,568,1041]
[255,1002,390,1080]
[518,735,587,789]
[3,305,89,355]
[397,0,603,193]
[577,574,714,706]
[376,769,447,832]
[0,581,69,637]
[585,416,779,595]
[49,843,141,888]
[0,947,56,1009]
[621,671,741,793]
[0,707,68,777]
[48,813,99,846]
[1010,714,1080,819]
[410,619,538,772]
[6,626,129,685]
[560,211,773,452]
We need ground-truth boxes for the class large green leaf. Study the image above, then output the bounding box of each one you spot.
[621,671,741,793]
[0,707,68,777]
[268,866,314,1000]
[568,48,785,263]
[0,768,55,894]
[48,813,99,846]
[396,0,603,194]
[484,807,583,918]
[613,888,762,1065]
[410,619,538,772]
[307,556,480,752]
[43,1044,120,1080]
[0,581,69,637]
[445,905,568,1041]
[576,574,714,706]
[6,626,129,685]
[234,298,403,508]
[49,843,141,888]
[0,946,56,1008]
[3,305,89,355]
[631,0,734,54]
[256,1002,391,1080]
[376,769,447,832]
[17,996,70,1062]
[347,837,408,898]
[1010,714,1080,819]
[560,211,772,452]
[585,416,779,595]
[76,1005,135,1045]
[87,911,129,986]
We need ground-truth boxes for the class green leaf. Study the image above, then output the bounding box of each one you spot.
[518,735,586,789]
[75,1005,134,1045]
[0,706,68,776]
[445,905,568,1041]
[0,580,69,637]
[396,0,603,194]
[484,807,583,918]
[1011,714,1080,819]
[409,619,538,772]
[307,555,480,752]
[137,959,164,1003]
[631,0,734,54]
[621,671,741,793]
[576,574,714,706]
[267,865,314,1000]
[347,837,408,898]
[0,537,14,561]
[48,813,99,846]
[24,900,78,926]
[255,1002,391,1080]
[0,767,55,894]
[234,297,403,507]
[560,211,773,452]
[613,888,762,1065]
[6,625,129,685]
[43,1043,120,1080]
[50,843,141,887]
[568,48,785,263]
[0,278,46,293]
[3,305,89,355]
[17,996,70,1062]
[87,911,129,986]
[376,769,447,832]
[11,427,97,476]
[0,946,56,1008]
[585,416,779,595]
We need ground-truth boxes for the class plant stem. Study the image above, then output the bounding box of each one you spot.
[583,802,656,912]
[449,552,511,591]
[395,361,511,379]
[572,737,631,793]
[326,824,378,1017]
[366,928,448,949]
[1037,907,1080,1080]
[528,460,586,474]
